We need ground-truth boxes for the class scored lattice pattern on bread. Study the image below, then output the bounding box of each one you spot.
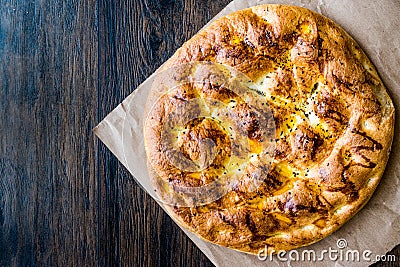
[144,5,395,254]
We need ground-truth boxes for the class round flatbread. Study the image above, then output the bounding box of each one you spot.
[143,4,395,254]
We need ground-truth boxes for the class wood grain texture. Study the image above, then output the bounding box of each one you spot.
[0,0,98,266]
[1,0,399,266]
[98,0,230,266]
[96,1,399,266]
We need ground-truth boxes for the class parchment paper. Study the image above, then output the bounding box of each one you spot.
[94,0,400,266]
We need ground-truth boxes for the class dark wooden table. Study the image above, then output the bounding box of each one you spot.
[0,1,399,266]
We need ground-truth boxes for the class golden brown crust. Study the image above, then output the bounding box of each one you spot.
[144,4,395,254]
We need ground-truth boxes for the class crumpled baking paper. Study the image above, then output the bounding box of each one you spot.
[94,0,400,266]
